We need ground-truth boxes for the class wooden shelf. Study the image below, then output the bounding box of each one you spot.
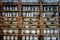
[21,4,40,6]
[3,3,18,6]
[21,10,40,12]
[43,34,59,36]
[23,17,38,18]
[0,0,60,40]
[1,33,18,35]
[21,34,40,36]
[1,27,18,29]
[3,20,18,22]
[23,24,39,26]
[44,20,60,22]
[3,17,18,18]
[23,20,39,22]
[3,24,18,26]
[44,24,60,26]
[43,10,58,12]
[44,16,59,18]
[43,4,59,6]
[22,28,40,30]
[44,28,58,29]
[1,10,19,12]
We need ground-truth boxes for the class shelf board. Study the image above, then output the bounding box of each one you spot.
[1,33,18,35]
[1,33,60,36]
[2,10,19,12]
[43,4,59,6]
[3,20,18,22]
[21,34,40,36]
[3,17,18,18]
[43,34,59,36]
[22,28,40,30]
[44,16,59,18]
[3,3,18,6]
[23,20,39,22]
[23,17,38,18]
[44,28,58,29]
[44,24,60,26]
[45,20,60,22]
[23,24,39,26]
[1,27,18,29]
[21,10,40,12]
[43,10,58,12]
[21,3,40,6]
[3,23,18,26]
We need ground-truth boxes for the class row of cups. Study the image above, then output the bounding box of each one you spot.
[2,29,18,34]
[22,35,39,40]
[22,29,40,34]
[44,29,58,34]
[3,36,18,40]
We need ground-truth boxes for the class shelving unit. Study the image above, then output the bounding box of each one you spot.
[0,0,60,40]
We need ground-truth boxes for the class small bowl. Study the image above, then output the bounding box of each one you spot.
[31,30,36,34]
[49,26,57,28]
[14,29,18,34]
[13,18,16,21]
[4,18,8,21]
[23,22,30,24]
[50,18,55,21]
[44,18,47,21]
[50,30,53,34]
[24,18,30,21]
[3,36,6,39]
[22,30,25,34]
[47,37,50,40]
[25,26,29,28]
[31,22,38,24]
[25,30,30,34]
[37,29,40,34]
[31,18,38,21]
[11,36,14,39]
[30,26,37,28]
[3,29,7,33]
[4,22,10,24]
[26,36,29,39]
[46,22,51,24]
[34,36,38,40]
[8,18,12,21]
[7,36,10,39]
[11,26,17,28]
[44,30,46,34]
[8,29,13,34]
[53,22,59,24]
[51,36,56,40]
[15,36,18,39]
[47,29,50,34]
[12,22,18,24]
[54,29,58,34]
[30,36,33,40]
[22,36,25,40]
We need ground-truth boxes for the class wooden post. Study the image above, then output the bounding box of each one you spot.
[40,0,44,40]
[18,0,22,40]
[0,0,2,40]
